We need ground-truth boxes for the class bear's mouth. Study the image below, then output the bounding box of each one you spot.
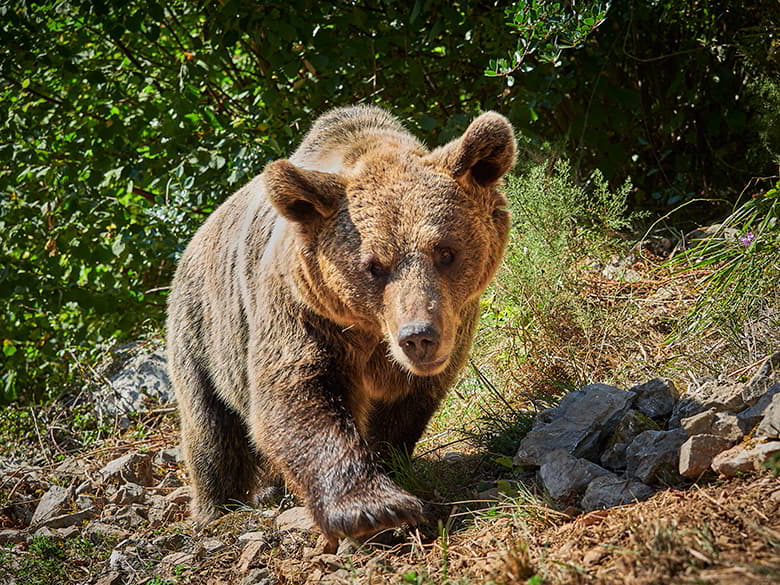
[396,355,450,376]
[402,354,450,377]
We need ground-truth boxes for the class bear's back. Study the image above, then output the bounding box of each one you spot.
[291,105,423,172]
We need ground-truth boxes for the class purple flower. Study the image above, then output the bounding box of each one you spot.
[739,232,756,246]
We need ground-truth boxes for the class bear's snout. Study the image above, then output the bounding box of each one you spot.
[398,321,441,365]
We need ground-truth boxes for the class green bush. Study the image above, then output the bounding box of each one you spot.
[500,159,635,322]
[0,0,515,403]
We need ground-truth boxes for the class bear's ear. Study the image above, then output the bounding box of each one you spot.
[264,159,345,224]
[430,112,516,187]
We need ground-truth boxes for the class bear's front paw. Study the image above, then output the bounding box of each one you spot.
[321,475,425,540]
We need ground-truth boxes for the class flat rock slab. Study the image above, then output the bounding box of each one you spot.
[239,540,270,575]
[580,475,654,512]
[711,441,780,477]
[678,434,734,478]
[110,482,146,506]
[161,551,195,569]
[682,410,742,441]
[85,522,131,541]
[37,508,97,529]
[0,529,26,545]
[275,506,315,532]
[630,378,679,419]
[514,384,635,466]
[625,428,687,484]
[756,392,780,439]
[670,379,748,427]
[737,384,780,433]
[98,452,153,486]
[31,485,72,526]
[538,449,610,502]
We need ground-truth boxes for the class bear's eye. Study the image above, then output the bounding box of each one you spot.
[365,259,388,281]
[434,246,456,268]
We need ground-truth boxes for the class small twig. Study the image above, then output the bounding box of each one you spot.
[28,407,53,465]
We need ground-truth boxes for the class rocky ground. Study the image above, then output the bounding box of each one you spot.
[1,347,778,585]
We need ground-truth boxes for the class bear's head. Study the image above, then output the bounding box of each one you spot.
[264,112,515,376]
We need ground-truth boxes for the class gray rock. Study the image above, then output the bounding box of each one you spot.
[600,410,660,471]
[711,441,780,476]
[669,379,747,427]
[154,447,183,466]
[742,353,780,407]
[152,532,186,550]
[678,434,735,478]
[110,504,148,529]
[533,406,561,429]
[537,449,611,502]
[681,224,741,249]
[36,508,97,529]
[737,384,780,432]
[109,549,130,572]
[709,412,744,441]
[161,551,194,568]
[640,236,675,257]
[0,529,25,545]
[630,378,679,419]
[74,480,93,496]
[31,485,72,526]
[239,540,270,574]
[681,409,718,436]
[75,495,100,511]
[602,255,641,282]
[98,453,153,486]
[55,525,80,539]
[580,475,654,511]
[756,393,780,439]
[514,384,635,466]
[147,501,176,528]
[85,522,131,542]
[53,458,86,478]
[154,471,183,489]
[682,410,742,441]
[275,506,315,532]
[242,567,277,585]
[110,482,145,506]
[238,531,271,543]
[98,350,174,416]
[31,526,58,539]
[200,537,227,555]
[625,429,687,484]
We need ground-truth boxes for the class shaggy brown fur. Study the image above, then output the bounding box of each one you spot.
[166,105,515,544]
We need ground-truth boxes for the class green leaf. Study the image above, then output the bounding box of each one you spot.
[3,340,17,357]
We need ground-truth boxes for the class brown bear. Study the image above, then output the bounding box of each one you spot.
[166,105,515,545]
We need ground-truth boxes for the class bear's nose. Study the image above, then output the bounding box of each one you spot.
[398,321,440,363]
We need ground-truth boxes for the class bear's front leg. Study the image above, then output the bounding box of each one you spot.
[367,391,442,463]
[250,363,425,544]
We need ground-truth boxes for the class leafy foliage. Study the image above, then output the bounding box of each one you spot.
[1,0,778,403]
[486,1,610,79]
[0,0,515,403]
[499,0,780,208]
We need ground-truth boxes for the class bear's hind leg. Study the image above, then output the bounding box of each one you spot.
[178,364,258,524]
